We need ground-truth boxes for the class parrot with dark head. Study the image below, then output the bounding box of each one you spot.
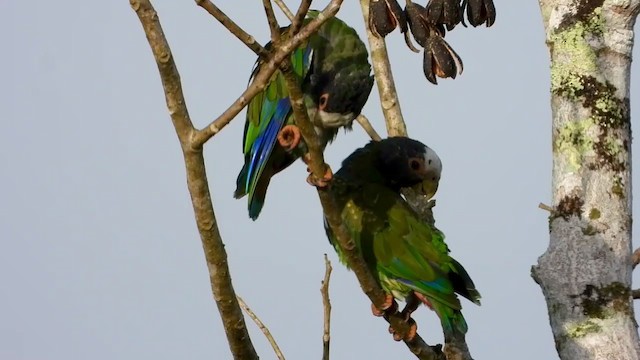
[324,137,481,341]
[234,11,374,220]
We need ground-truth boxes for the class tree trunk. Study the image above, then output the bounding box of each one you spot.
[532,1,640,359]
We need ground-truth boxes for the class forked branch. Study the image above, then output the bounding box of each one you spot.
[192,0,345,147]
[130,1,258,359]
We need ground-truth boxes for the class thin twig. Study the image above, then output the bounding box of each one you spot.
[291,0,312,34]
[195,0,269,58]
[263,0,281,43]
[192,0,345,147]
[274,0,295,21]
[632,248,640,269]
[130,1,258,359]
[321,254,333,360]
[358,0,407,137]
[237,296,286,360]
[355,114,383,141]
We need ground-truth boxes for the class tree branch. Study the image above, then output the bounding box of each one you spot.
[191,0,345,147]
[632,248,640,269]
[195,0,268,58]
[262,0,281,43]
[237,296,286,360]
[355,114,383,141]
[273,0,294,21]
[291,0,312,34]
[130,1,258,359]
[534,1,640,359]
[358,0,407,137]
[321,254,333,360]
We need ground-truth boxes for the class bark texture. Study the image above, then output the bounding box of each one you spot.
[532,1,640,359]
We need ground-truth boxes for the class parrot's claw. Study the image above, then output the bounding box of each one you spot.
[389,317,417,342]
[277,125,301,152]
[371,294,397,317]
[306,165,333,188]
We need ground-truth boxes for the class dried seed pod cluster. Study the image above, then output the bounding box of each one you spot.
[368,0,496,84]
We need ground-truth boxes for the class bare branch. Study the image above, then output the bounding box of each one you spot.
[321,254,333,360]
[262,0,281,43]
[291,0,312,34]
[238,296,286,360]
[633,289,640,299]
[355,114,383,141]
[195,0,268,58]
[130,1,257,359]
[273,0,295,21]
[358,0,407,137]
[191,0,345,147]
[632,248,640,269]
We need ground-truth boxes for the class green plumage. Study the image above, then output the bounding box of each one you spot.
[325,138,480,339]
[235,11,374,220]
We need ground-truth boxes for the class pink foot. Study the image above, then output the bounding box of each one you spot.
[389,318,417,342]
[371,294,396,317]
[277,125,301,152]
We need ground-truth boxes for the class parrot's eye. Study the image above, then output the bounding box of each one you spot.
[319,93,329,110]
[409,158,422,171]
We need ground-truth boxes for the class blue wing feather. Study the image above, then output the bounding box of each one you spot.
[236,40,314,219]
[246,98,291,197]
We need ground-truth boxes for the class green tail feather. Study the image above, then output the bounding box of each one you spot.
[431,301,468,340]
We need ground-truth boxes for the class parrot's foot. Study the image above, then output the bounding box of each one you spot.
[277,125,301,152]
[389,317,417,342]
[302,153,333,187]
[371,294,397,317]
[306,166,333,188]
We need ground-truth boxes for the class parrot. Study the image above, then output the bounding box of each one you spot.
[234,11,374,220]
[323,137,481,342]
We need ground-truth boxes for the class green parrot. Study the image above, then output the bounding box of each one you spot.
[324,137,481,341]
[234,11,374,220]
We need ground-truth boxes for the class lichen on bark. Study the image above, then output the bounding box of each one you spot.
[534,0,640,359]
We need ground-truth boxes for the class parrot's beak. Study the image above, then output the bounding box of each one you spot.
[420,179,439,200]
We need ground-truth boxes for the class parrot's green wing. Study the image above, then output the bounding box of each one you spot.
[326,181,480,336]
[372,197,462,310]
[234,40,313,219]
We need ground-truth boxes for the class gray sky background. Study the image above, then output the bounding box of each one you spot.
[2,1,639,359]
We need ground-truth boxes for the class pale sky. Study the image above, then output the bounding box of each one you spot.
[2,1,639,359]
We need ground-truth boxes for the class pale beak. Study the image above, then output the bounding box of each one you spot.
[420,179,440,200]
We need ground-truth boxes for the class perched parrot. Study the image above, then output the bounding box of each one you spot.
[234,11,374,220]
[324,137,481,341]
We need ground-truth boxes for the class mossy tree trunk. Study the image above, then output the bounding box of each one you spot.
[532,1,640,359]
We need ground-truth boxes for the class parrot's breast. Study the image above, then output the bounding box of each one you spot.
[316,109,354,128]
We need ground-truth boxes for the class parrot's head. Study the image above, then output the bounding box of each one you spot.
[308,65,374,129]
[376,137,442,199]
